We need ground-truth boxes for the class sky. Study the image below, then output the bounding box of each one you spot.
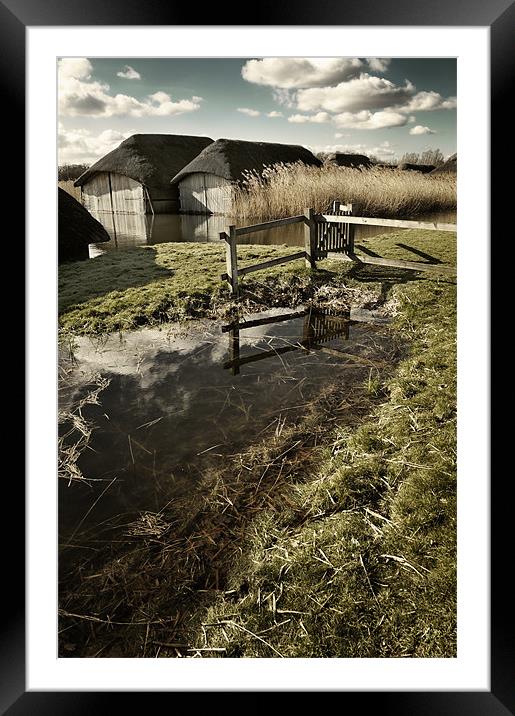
[58,57,457,165]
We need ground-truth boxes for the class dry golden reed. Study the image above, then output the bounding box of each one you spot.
[232,163,456,222]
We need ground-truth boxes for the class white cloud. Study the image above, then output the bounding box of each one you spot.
[288,106,407,130]
[333,109,408,130]
[117,65,141,80]
[296,74,415,113]
[266,110,283,118]
[58,126,134,164]
[58,57,203,118]
[242,57,364,89]
[404,91,457,112]
[237,107,261,117]
[310,142,396,159]
[288,112,331,124]
[409,125,436,135]
[58,57,92,80]
[366,58,391,73]
[242,57,394,91]
[240,57,455,134]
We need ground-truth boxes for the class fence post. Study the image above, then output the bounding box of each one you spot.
[229,327,240,375]
[348,224,356,255]
[220,226,239,297]
[346,204,355,255]
[304,207,316,270]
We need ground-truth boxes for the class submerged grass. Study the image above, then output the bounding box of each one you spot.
[232,164,456,221]
[59,230,455,335]
[58,229,456,658]
[58,374,110,485]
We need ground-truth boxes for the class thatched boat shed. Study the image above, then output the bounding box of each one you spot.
[430,153,457,175]
[398,162,435,174]
[170,138,322,214]
[58,187,110,263]
[74,134,213,215]
[326,153,372,168]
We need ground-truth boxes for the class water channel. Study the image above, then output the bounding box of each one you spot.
[88,210,456,257]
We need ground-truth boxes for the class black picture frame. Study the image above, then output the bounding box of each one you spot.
[8,0,507,711]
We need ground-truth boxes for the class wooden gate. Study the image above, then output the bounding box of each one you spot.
[220,202,457,296]
[315,201,354,258]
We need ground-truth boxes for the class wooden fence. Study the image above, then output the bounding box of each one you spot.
[220,212,311,296]
[220,203,457,295]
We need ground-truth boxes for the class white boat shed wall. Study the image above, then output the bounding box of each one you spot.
[178,173,234,214]
[81,172,179,215]
[82,172,147,215]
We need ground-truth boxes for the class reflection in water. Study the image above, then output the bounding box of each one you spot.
[89,213,231,257]
[59,307,395,536]
[88,210,457,257]
[222,308,352,375]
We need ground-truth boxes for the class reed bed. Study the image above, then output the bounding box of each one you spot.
[58,180,82,202]
[232,163,456,222]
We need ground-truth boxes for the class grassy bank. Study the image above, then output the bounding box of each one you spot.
[59,229,456,658]
[59,230,455,335]
[232,164,456,221]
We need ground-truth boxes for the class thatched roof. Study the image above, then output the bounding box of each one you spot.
[398,162,435,174]
[326,153,372,168]
[170,138,322,184]
[74,134,214,197]
[430,153,457,174]
[58,188,110,262]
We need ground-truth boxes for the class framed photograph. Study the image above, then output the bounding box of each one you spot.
[7,0,506,710]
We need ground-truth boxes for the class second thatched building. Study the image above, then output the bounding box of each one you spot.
[325,152,372,168]
[430,153,457,175]
[74,134,213,215]
[170,138,322,214]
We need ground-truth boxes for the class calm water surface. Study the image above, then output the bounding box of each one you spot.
[88,210,457,257]
[59,307,397,537]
